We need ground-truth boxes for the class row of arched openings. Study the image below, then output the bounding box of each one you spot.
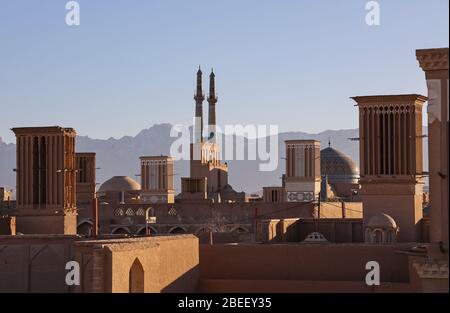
[77,221,249,236]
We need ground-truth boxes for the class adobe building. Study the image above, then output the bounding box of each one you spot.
[351,95,427,243]
[11,126,78,235]
[416,48,449,251]
[72,235,199,293]
[0,234,200,293]
[75,152,96,205]
[140,156,175,204]
[284,140,321,202]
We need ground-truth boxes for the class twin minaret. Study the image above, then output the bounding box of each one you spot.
[194,66,218,143]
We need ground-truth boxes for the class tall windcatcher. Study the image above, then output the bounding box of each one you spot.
[352,94,427,242]
[11,126,78,234]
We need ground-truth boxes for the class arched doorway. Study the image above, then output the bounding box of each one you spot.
[232,226,249,233]
[136,226,157,236]
[112,227,130,235]
[129,258,144,293]
[168,226,187,234]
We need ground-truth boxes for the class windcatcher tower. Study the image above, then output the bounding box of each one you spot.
[140,156,175,204]
[11,126,77,234]
[76,152,96,205]
[284,140,321,202]
[352,94,427,242]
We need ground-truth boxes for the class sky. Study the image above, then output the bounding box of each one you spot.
[0,0,448,144]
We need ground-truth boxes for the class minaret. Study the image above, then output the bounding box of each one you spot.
[194,66,205,143]
[208,69,218,142]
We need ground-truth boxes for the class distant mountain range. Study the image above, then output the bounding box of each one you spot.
[0,124,428,196]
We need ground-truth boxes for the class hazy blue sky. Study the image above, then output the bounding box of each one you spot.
[0,0,448,143]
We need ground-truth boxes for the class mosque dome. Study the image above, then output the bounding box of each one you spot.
[98,176,141,193]
[320,146,359,183]
[303,232,328,243]
[367,213,398,229]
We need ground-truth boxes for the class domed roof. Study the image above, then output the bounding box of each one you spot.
[98,176,141,192]
[367,213,398,229]
[321,147,359,177]
[303,232,328,243]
